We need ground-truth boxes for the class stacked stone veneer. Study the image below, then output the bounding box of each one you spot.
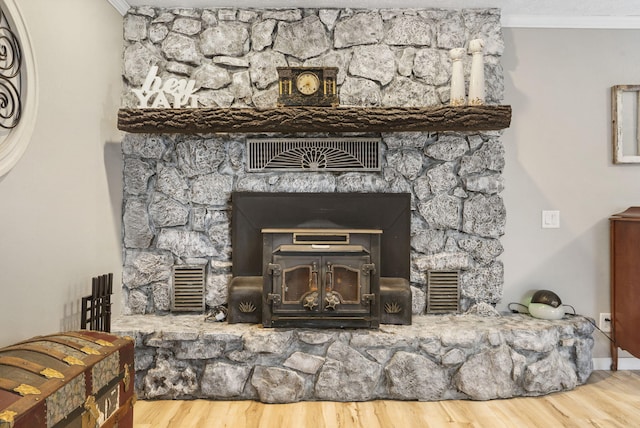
[112,313,594,403]
[117,8,596,403]
[121,7,506,315]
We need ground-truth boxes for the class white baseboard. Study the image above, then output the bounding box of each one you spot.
[593,357,640,371]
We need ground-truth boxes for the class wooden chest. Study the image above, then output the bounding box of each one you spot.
[0,331,134,428]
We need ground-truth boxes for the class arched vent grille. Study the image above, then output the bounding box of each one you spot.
[246,137,381,172]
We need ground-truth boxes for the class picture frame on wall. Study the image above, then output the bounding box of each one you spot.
[612,84,640,164]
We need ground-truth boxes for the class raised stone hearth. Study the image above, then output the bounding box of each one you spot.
[112,313,593,403]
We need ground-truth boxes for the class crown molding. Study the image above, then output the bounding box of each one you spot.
[108,0,130,15]
[106,1,640,29]
[503,14,640,29]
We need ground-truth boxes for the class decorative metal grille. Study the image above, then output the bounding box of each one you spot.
[426,270,460,314]
[171,265,205,312]
[0,6,22,130]
[246,137,381,172]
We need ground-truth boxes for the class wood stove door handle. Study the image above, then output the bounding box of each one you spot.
[325,268,333,291]
[310,262,318,291]
[268,263,282,276]
[362,263,376,275]
[267,293,281,305]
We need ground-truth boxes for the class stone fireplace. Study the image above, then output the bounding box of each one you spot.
[120,3,507,315]
[113,6,594,403]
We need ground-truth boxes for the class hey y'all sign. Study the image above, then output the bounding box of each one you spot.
[132,65,199,108]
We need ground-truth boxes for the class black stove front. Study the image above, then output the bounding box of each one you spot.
[226,192,412,328]
[262,228,381,328]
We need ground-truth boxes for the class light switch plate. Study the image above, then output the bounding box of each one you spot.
[542,210,560,228]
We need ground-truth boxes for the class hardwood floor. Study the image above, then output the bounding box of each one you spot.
[133,370,640,428]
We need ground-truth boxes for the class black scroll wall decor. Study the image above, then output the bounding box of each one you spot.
[0,5,21,130]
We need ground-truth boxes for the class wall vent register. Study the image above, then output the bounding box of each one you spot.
[171,265,205,312]
[426,270,461,314]
[246,137,380,172]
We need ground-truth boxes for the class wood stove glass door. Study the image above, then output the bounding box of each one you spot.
[325,255,372,314]
[271,254,372,315]
[271,255,322,315]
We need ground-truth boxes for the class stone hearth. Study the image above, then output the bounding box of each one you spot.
[112,313,594,403]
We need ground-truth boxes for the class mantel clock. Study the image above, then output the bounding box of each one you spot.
[277,67,339,107]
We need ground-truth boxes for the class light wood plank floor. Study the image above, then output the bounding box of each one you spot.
[133,370,640,428]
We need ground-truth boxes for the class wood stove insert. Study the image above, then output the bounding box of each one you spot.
[227,192,412,328]
[263,228,381,328]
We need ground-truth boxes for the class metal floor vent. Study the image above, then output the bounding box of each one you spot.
[426,270,460,314]
[246,137,381,172]
[172,265,205,312]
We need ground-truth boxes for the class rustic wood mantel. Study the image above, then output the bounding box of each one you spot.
[117,105,511,134]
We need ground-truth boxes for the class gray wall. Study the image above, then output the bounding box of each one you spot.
[501,28,640,358]
[0,0,123,346]
[0,2,638,360]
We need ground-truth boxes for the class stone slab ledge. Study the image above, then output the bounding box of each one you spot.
[112,313,594,403]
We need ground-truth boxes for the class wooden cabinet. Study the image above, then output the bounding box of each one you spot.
[610,207,640,370]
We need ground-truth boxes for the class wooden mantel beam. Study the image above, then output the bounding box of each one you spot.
[117,105,512,134]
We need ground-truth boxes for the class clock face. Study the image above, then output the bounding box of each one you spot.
[276,66,338,107]
[296,72,320,95]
